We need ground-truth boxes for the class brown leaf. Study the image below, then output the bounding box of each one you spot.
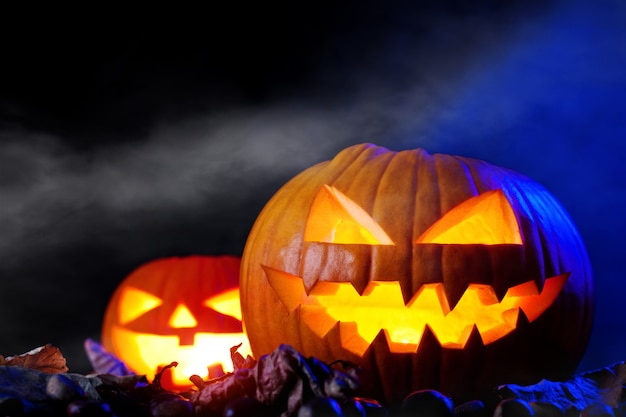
[191,368,256,413]
[192,344,362,417]
[231,343,257,370]
[2,344,68,374]
[581,361,626,408]
[497,360,626,412]
[254,344,343,416]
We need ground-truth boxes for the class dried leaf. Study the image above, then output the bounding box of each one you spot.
[96,373,149,390]
[84,338,134,376]
[2,344,68,374]
[324,366,361,400]
[581,361,626,408]
[192,344,361,417]
[152,362,178,391]
[253,344,358,417]
[190,374,207,389]
[254,344,309,412]
[191,368,256,414]
[231,343,257,370]
[497,360,626,412]
[497,377,599,412]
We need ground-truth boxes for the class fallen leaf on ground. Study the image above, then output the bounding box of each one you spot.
[192,344,360,417]
[0,344,68,374]
[497,360,626,413]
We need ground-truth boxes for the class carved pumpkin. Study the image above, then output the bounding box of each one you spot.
[102,255,250,391]
[240,144,594,404]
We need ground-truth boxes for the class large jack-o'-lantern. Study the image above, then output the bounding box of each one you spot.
[240,144,594,404]
[102,255,250,391]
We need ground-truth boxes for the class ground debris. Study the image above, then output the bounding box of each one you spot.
[496,360,626,414]
[0,344,68,374]
[191,344,360,417]
[6,342,622,417]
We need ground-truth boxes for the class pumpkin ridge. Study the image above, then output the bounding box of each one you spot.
[368,149,397,290]
[493,172,544,299]
[512,177,594,368]
[465,163,592,373]
[392,150,421,304]
[298,146,380,290]
[431,155,453,305]
[499,169,549,294]
[455,155,481,196]
[433,154,485,309]
[461,159,544,299]
[407,151,420,303]
[324,146,395,291]
[411,149,436,302]
[328,144,386,198]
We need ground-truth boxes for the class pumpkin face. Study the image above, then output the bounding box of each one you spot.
[240,144,594,404]
[102,255,250,391]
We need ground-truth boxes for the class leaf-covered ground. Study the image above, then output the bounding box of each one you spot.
[0,342,624,416]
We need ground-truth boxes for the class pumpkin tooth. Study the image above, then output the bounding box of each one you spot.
[177,329,196,346]
[303,275,320,295]
[515,307,531,331]
[464,325,486,350]
[411,325,443,392]
[350,275,370,295]
[417,325,444,352]
[533,275,545,295]
[442,282,468,312]
[492,281,512,303]
[399,279,423,306]
[261,265,306,312]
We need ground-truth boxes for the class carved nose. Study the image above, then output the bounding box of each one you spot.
[168,303,198,328]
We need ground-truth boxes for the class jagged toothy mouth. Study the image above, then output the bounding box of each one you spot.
[262,265,569,356]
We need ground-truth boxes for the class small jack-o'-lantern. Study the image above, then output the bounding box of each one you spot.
[102,255,250,391]
[240,144,594,404]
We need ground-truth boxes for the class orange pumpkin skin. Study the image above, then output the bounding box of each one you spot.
[240,144,594,404]
[102,255,248,391]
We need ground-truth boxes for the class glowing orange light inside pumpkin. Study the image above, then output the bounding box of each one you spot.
[305,184,394,245]
[110,286,250,387]
[102,256,251,390]
[204,287,243,321]
[263,266,568,355]
[113,287,250,387]
[117,287,163,324]
[416,189,523,245]
[305,186,521,247]
[168,304,198,328]
[239,145,593,405]
[264,186,564,356]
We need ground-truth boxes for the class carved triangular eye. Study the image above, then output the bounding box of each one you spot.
[204,288,242,321]
[416,189,522,245]
[168,303,198,328]
[304,185,394,245]
[118,287,163,324]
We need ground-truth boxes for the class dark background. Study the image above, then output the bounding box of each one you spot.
[1,1,625,377]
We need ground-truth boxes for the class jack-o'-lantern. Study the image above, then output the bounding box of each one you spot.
[240,144,594,404]
[102,255,250,391]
